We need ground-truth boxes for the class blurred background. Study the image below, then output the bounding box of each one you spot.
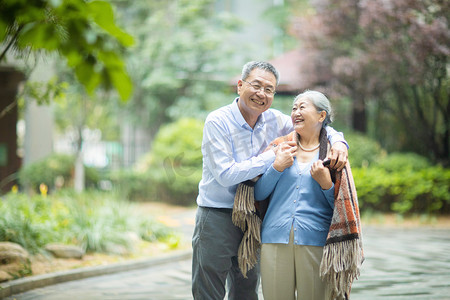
[0,0,449,290]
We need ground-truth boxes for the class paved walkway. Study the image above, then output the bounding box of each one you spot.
[3,208,450,299]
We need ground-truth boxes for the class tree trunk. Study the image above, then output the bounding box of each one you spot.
[0,67,25,193]
[74,150,85,193]
[351,95,367,133]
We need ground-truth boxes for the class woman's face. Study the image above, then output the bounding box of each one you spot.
[291,97,325,134]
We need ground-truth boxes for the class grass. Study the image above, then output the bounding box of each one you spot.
[0,190,180,255]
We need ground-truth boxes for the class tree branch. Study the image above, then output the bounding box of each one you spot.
[0,25,24,62]
[0,99,18,119]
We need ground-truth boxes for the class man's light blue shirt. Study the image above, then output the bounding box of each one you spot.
[196,98,346,209]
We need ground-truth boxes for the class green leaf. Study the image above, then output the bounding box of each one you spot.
[74,62,101,94]
[109,68,133,101]
[98,50,133,100]
[0,20,7,42]
[87,1,134,47]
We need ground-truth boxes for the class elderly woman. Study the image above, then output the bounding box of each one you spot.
[254,90,363,300]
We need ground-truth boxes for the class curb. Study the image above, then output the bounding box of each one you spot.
[0,249,192,299]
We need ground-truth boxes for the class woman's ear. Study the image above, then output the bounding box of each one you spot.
[319,111,327,123]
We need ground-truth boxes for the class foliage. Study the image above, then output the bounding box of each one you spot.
[0,0,134,100]
[0,193,66,253]
[18,153,100,191]
[291,0,450,165]
[114,0,240,140]
[0,190,178,254]
[109,169,155,202]
[52,84,121,141]
[132,118,204,205]
[345,131,385,168]
[376,152,431,172]
[353,152,450,215]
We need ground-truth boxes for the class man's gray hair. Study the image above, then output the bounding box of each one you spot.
[294,90,334,127]
[241,61,280,86]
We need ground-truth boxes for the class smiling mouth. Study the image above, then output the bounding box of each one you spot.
[294,118,304,124]
[252,98,264,105]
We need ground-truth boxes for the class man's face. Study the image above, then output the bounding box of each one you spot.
[237,68,277,118]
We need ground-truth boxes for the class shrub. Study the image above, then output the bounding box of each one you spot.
[376,152,431,172]
[18,153,100,192]
[135,118,204,205]
[0,193,67,253]
[0,190,178,254]
[109,170,155,202]
[345,131,385,168]
[353,152,450,215]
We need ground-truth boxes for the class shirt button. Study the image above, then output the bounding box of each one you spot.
[294,200,296,203]
[296,185,299,189]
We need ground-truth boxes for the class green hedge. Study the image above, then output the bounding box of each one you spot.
[342,132,450,215]
[18,153,100,192]
[113,118,203,205]
[111,119,450,214]
[345,131,385,168]
[110,170,155,202]
[353,153,450,215]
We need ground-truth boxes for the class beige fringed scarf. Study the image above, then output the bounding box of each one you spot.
[232,179,261,278]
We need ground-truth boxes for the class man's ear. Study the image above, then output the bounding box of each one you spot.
[237,80,243,95]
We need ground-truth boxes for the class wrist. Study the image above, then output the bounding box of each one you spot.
[273,165,284,172]
[320,182,333,190]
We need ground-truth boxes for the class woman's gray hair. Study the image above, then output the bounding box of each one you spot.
[241,61,280,86]
[293,90,334,127]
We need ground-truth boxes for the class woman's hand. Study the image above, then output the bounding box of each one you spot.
[328,142,348,171]
[273,142,297,172]
[311,160,333,190]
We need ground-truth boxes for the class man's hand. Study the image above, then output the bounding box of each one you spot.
[267,141,297,154]
[273,142,297,172]
[328,142,348,171]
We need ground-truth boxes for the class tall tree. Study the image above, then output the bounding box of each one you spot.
[291,0,449,164]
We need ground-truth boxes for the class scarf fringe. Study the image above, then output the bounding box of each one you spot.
[320,239,364,299]
[232,182,261,278]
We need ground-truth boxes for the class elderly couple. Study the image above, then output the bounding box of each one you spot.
[192,61,363,300]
